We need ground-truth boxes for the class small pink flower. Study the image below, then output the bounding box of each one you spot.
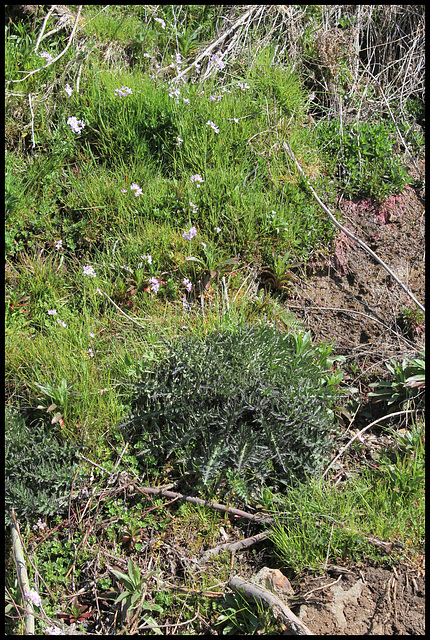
[190,174,204,187]
[148,277,160,293]
[182,226,197,240]
[183,278,192,292]
[25,589,41,607]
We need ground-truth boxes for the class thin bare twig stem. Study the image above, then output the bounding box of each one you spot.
[9,6,83,84]
[136,486,274,524]
[137,608,200,631]
[10,510,34,634]
[303,575,341,600]
[173,5,260,83]
[28,93,36,148]
[322,410,414,478]
[97,287,150,328]
[199,531,270,565]
[286,302,418,349]
[76,453,111,475]
[363,67,423,182]
[283,141,425,314]
[323,521,335,571]
[33,5,56,52]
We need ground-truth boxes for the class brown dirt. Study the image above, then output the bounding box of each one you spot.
[286,159,425,376]
[291,561,425,635]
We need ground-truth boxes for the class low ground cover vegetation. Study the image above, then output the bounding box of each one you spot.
[5,5,424,635]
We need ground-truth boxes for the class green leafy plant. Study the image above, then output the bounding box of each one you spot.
[120,519,144,550]
[216,591,274,635]
[126,323,342,499]
[58,598,92,624]
[368,350,425,409]
[318,120,410,200]
[259,252,299,296]
[377,423,425,496]
[397,305,425,340]
[33,377,76,425]
[110,559,162,625]
[5,407,84,526]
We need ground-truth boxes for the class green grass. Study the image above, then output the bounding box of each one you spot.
[5,5,424,636]
[270,428,425,572]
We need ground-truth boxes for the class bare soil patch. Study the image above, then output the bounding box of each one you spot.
[292,561,425,635]
[287,160,425,375]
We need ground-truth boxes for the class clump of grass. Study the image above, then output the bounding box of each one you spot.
[270,421,425,572]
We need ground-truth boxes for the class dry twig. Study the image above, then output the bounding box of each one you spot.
[136,486,274,524]
[323,409,415,477]
[199,531,270,565]
[10,509,34,635]
[173,5,261,83]
[96,287,151,328]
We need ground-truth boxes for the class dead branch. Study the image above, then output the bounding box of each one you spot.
[229,575,314,635]
[136,486,274,524]
[302,575,342,600]
[282,140,425,314]
[286,302,418,349]
[173,5,261,83]
[28,93,36,148]
[33,5,58,52]
[363,66,423,182]
[96,287,151,327]
[199,531,270,565]
[10,509,34,634]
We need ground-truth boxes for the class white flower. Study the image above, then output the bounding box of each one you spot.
[39,51,53,65]
[25,589,41,607]
[64,84,73,97]
[67,116,85,134]
[83,265,96,277]
[45,626,65,635]
[206,120,220,133]
[169,87,180,98]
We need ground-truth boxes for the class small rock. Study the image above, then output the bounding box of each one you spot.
[253,567,294,596]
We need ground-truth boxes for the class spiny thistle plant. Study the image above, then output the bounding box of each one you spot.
[123,323,342,501]
[5,407,85,526]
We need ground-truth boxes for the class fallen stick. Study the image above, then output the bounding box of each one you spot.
[282,140,425,314]
[229,575,314,635]
[96,287,151,328]
[10,509,34,635]
[199,531,270,565]
[10,6,83,84]
[136,486,274,524]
